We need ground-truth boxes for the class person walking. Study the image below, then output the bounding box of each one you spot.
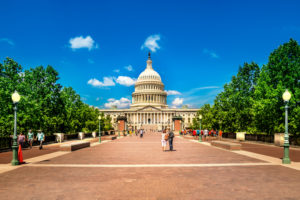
[204,129,208,140]
[219,130,223,140]
[18,132,26,148]
[161,130,168,151]
[168,128,175,151]
[140,129,144,138]
[27,130,34,149]
[37,130,45,150]
[193,129,196,139]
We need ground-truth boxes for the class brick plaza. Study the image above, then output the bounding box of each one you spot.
[1,133,300,200]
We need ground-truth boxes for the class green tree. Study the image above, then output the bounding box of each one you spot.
[254,39,300,134]
[212,62,260,132]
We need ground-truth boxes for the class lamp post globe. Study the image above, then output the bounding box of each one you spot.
[282,90,291,102]
[198,114,202,142]
[12,91,21,103]
[282,90,291,164]
[98,115,102,143]
[11,91,20,166]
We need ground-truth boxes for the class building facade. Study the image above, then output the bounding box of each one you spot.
[99,53,198,131]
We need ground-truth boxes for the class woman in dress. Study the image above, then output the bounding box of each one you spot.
[161,129,167,151]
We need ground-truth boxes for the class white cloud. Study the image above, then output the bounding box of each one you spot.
[124,65,133,71]
[96,97,100,101]
[108,98,116,102]
[69,35,98,51]
[166,90,181,95]
[0,38,14,46]
[113,69,120,73]
[87,77,115,87]
[141,34,161,52]
[184,86,220,96]
[115,76,136,86]
[88,75,136,88]
[172,98,184,108]
[104,97,131,109]
[203,48,219,59]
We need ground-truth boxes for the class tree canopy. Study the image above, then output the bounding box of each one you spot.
[193,39,300,135]
[0,58,111,136]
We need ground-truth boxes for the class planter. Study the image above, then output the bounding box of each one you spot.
[92,132,97,138]
[78,132,85,140]
[53,133,65,143]
[274,133,284,147]
[236,132,246,141]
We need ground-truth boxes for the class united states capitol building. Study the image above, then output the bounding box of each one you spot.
[99,53,198,131]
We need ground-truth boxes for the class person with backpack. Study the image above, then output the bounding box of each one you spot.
[168,128,175,151]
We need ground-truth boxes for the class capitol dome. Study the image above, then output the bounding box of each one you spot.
[131,53,168,108]
[136,53,162,82]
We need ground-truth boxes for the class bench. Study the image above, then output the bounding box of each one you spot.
[88,135,117,143]
[211,141,241,151]
[60,141,90,151]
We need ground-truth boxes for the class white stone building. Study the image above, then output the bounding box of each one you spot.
[99,53,198,131]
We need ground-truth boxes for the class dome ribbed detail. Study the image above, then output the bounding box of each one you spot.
[131,53,168,109]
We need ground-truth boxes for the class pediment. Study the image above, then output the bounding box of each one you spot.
[136,105,162,112]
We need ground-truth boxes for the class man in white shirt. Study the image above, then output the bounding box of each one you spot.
[37,130,45,150]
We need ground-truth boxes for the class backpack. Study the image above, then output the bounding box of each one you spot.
[164,133,169,140]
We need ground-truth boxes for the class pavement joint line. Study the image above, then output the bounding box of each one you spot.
[26,163,277,168]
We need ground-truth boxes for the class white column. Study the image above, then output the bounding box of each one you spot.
[152,113,154,124]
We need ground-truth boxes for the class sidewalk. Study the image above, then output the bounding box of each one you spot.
[0,136,106,164]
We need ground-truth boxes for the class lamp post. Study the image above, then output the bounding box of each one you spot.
[198,114,202,142]
[11,91,20,166]
[98,115,102,143]
[282,89,291,164]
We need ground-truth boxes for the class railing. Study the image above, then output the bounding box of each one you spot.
[0,132,98,151]
[0,137,12,150]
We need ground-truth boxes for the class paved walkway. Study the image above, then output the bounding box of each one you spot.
[1,133,300,200]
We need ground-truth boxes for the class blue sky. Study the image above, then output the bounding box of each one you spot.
[0,0,299,108]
